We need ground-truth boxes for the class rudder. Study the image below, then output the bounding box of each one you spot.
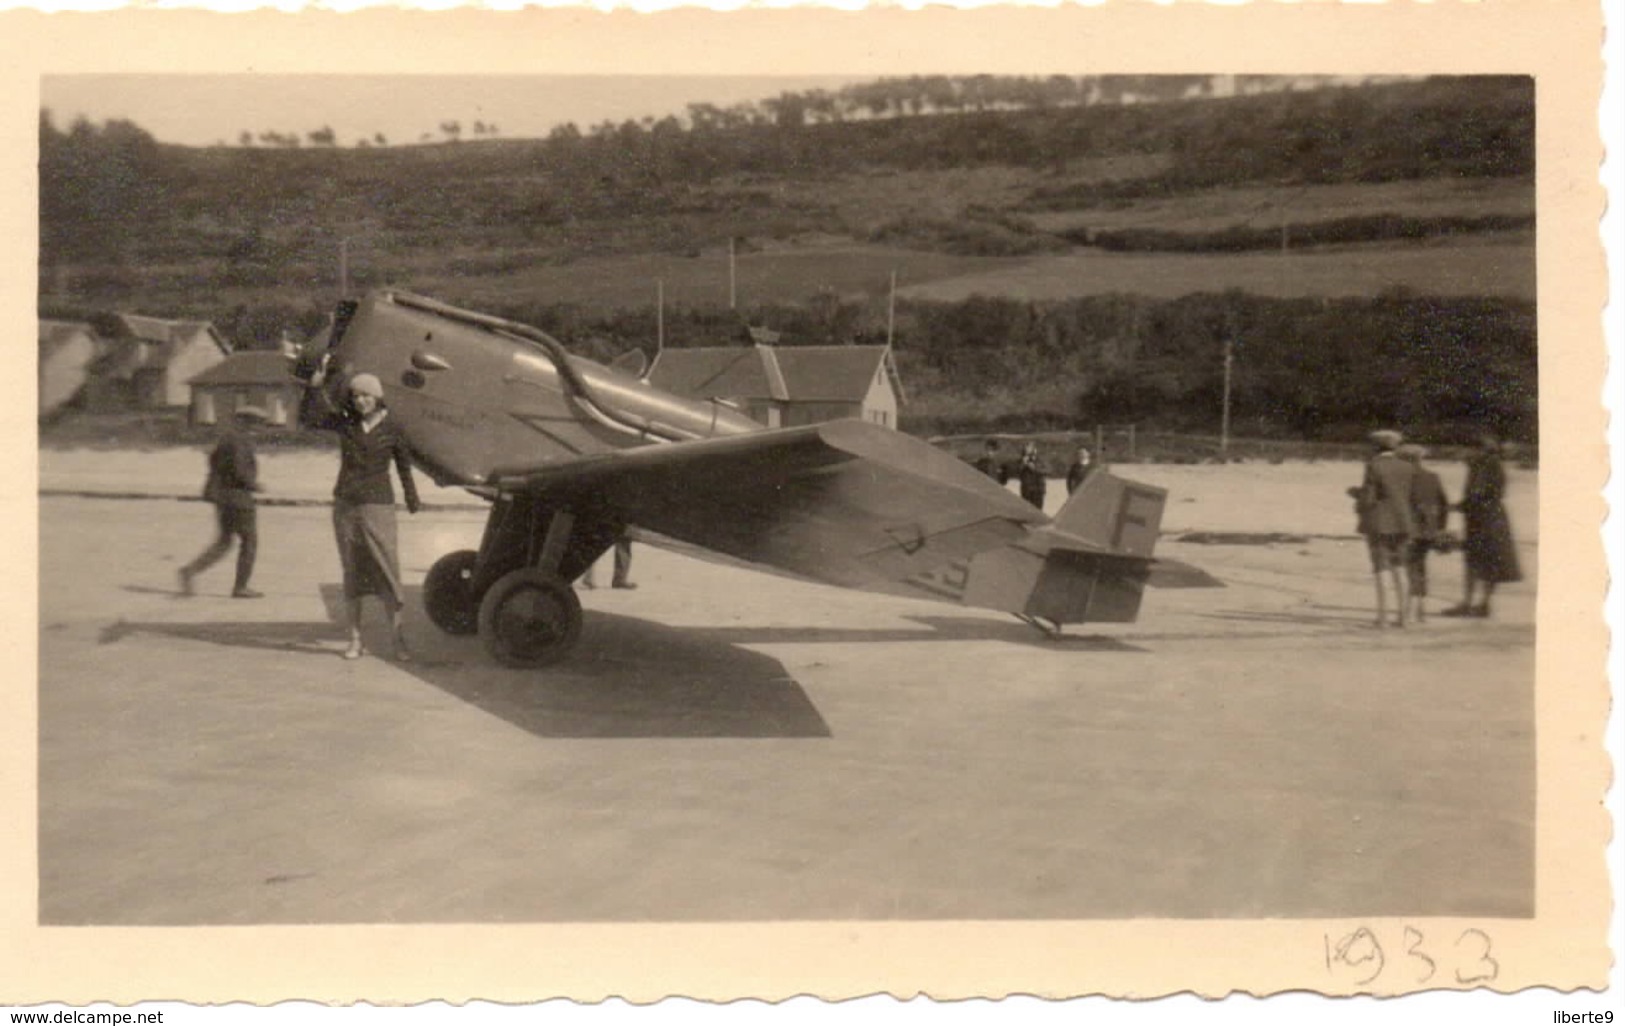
[1052,470,1168,557]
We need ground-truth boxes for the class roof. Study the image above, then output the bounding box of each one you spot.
[91,313,231,375]
[188,350,298,387]
[39,320,97,357]
[771,346,891,402]
[648,347,789,402]
[112,313,220,346]
[107,313,228,352]
[650,345,892,403]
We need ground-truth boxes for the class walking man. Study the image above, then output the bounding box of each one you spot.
[179,405,267,598]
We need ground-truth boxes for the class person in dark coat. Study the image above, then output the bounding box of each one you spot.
[1397,444,1450,623]
[1065,445,1096,495]
[1016,442,1047,510]
[1443,432,1523,618]
[179,405,268,598]
[303,367,422,660]
[971,439,1008,484]
[1349,429,1416,628]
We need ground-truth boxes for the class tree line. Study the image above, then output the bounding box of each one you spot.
[450,290,1537,445]
[236,120,502,149]
[210,75,1420,149]
[38,75,1532,274]
[38,281,1536,446]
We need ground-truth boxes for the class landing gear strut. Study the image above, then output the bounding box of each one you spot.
[422,495,604,668]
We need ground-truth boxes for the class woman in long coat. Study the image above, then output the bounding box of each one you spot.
[303,367,422,659]
[1444,432,1522,618]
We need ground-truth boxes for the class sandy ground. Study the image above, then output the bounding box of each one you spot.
[35,452,1537,924]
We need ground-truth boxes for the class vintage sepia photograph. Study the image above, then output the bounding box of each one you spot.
[3,1,1614,1011]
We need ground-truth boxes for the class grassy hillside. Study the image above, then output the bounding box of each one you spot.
[38,76,1537,444]
[40,76,1533,320]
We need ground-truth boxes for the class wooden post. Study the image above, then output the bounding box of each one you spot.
[728,237,736,310]
[339,237,350,298]
[1221,336,1234,457]
[656,279,664,354]
[887,269,897,347]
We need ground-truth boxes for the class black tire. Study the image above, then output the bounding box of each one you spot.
[477,568,583,668]
[423,549,481,636]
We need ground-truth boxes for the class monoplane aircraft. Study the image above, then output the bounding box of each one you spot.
[296,290,1217,668]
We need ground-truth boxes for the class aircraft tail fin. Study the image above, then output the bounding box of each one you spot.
[898,470,1217,627]
[1050,470,1168,558]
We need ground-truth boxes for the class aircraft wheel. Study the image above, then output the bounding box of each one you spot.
[477,568,583,668]
[423,549,481,636]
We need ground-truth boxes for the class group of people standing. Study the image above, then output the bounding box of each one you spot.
[1351,429,1523,628]
[971,439,1098,510]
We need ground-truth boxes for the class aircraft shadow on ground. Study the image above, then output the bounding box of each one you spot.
[1198,606,1375,628]
[99,618,342,656]
[100,582,1150,741]
[101,592,831,740]
[687,615,1147,652]
[341,584,831,740]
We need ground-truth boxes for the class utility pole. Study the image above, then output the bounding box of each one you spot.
[728,237,737,311]
[656,278,665,354]
[886,269,897,347]
[338,237,350,298]
[1220,334,1235,457]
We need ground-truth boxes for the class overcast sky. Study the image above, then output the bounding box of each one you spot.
[40,74,871,147]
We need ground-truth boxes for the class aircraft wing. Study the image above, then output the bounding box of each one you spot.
[487,418,1048,589]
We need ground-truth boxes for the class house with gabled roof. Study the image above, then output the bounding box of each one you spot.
[187,350,302,428]
[85,313,231,410]
[38,319,102,417]
[647,341,901,429]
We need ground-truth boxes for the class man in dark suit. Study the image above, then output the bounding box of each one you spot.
[971,439,1008,484]
[1065,445,1096,495]
[1350,429,1416,628]
[1016,442,1047,510]
[179,405,267,598]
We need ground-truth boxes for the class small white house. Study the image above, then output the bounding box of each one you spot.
[188,351,302,428]
[86,314,231,410]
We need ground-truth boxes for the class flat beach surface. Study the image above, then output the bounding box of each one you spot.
[35,451,1538,923]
